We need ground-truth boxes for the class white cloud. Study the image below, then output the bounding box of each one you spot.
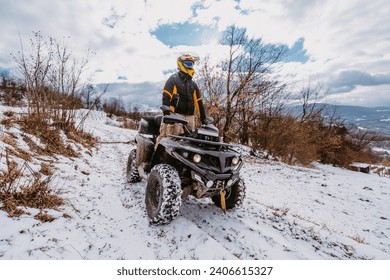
[143,0,195,28]
[0,0,389,107]
[323,84,390,107]
[194,0,240,30]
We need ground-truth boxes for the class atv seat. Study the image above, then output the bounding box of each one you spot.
[138,115,163,136]
[154,115,163,127]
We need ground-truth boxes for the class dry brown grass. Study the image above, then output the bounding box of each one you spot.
[15,180,62,209]
[120,120,136,129]
[0,111,17,128]
[1,132,32,162]
[2,108,96,157]
[34,211,55,223]
[66,126,96,151]
[40,162,53,176]
[16,113,79,157]
[5,146,32,162]
[1,32,97,220]
[21,134,46,155]
[0,156,22,192]
[381,158,390,167]
[249,112,383,167]
[0,155,63,219]
[1,108,96,221]
[351,235,366,244]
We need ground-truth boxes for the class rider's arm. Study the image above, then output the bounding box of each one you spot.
[162,75,178,112]
[193,83,207,124]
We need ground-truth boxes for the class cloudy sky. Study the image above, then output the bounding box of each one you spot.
[1,0,389,108]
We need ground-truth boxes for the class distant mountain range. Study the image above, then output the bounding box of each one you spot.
[335,105,390,135]
[290,104,390,135]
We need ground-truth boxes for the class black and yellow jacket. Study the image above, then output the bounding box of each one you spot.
[162,71,206,124]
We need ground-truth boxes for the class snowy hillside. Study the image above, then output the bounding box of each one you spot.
[0,107,389,260]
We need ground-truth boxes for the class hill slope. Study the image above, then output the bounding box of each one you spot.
[0,108,389,260]
[290,104,390,135]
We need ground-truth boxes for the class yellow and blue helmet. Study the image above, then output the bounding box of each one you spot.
[177,53,199,77]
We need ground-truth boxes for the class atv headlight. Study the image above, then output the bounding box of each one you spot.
[193,154,202,163]
[232,156,239,165]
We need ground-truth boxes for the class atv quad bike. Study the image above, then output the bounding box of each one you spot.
[126,106,245,224]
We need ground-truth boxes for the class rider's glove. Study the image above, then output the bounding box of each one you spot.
[163,109,171,115]
[202,117,213,125]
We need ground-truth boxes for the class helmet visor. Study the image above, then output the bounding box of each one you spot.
[183,60,194,67]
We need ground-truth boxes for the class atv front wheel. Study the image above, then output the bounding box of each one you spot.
[212,178,246,209]
[145,164,182,224]
[126,149,141,183]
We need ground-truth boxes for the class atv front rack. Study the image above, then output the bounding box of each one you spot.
[168,134,239,148]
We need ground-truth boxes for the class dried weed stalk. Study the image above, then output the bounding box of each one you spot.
[0,154,63,220]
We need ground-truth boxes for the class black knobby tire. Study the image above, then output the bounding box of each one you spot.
[126,149,141,183]
[212,178,246,209]
[145,164,182,224]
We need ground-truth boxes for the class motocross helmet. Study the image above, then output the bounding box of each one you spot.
[177,53,199,77]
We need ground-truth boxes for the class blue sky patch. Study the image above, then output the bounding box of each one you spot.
[283,37,310,63]
[151,22,219,47]
[117,75,127,80]
[0,67,11,77]
[191,2,206,16]
[234,3,251,15]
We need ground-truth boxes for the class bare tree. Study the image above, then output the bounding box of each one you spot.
[81,84,95,108]
[0,73,25,106]
[102,97,127,117]
[12,31,90,130]
[198,25,287,142]
[197,56,226,128]
[14,31,53,115]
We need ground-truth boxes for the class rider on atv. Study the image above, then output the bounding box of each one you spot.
[156,53,207,146]
[126,53,246,225]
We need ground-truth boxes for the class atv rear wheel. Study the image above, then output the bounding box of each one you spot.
[126,149,141,183]
[145,164,182,224]
[212,178,246,209]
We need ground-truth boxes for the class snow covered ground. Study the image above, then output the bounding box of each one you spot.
[1,107,389,260]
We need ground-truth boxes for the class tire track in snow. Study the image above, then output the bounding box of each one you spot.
[178,198,306,259]
[112,141,316,259]
[82,121,283,259]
